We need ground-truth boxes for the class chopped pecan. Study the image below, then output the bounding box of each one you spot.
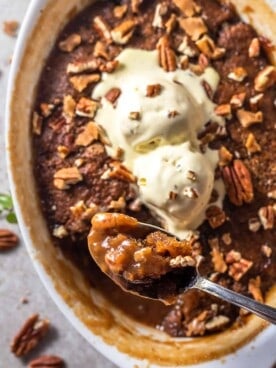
[108,196,126,210]
[223,160,254,206]
[187,170,197,181]
[157,35,177,72]
[70,200,98,220]
[248,217,261,232]
[245,133,261,154]
[113,4,128,19]
[69,74,101,92]
[3,20,19,37]
[99,60,119,73]
[58,33,81,52]
[225,250,241,264]
[206,206,226,229]
[249,93,264,110]
[76,97,99,118]
[32,112,43,135]
[28,355,64,368]
[219,146,233,167]
[63,95,76,119]
[105,87,121,104]
[178,36,198,57]
[75,122,99,146]
[93,16,112,43]
[248,276,263,303]
[66,59,101,74]
[53,167,83,190]
[236,109,263,128]
[108,161,136,183]
[146,84,162,97]
[209,238,227,273]
[131,0,143,13]
[228,258,253,281]
[261,244,272,258]
[10,314,50,357]
[57,145,70,159]
[111,19,136,45]
[248,38,260,58]
[152,3,167,28]
[185,310,209,337]
[230,92,246,109]
[196,35,225,60]
[93,41,109,60]
[205,315,230,332]
[173,0,201,16]
[179,17,207,41]
[129,111,141,120]
[228,67,248,82]
[40,103,55,118]
[254,65,276,92]
[165,13,178,34]
[53,225,68,239]
[0,229,18,250]
[183,187,199,199]
[215,104,231,117]
[169,191,178,200]
[169,255,196,268]
[258,205,274,230]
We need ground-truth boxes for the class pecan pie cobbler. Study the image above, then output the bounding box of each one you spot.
[32,0,275,337]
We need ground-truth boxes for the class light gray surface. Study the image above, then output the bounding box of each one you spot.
[0,1,116,367]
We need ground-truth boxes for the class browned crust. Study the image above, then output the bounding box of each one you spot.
[8,0,276,365]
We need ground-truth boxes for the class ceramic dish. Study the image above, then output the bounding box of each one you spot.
[6,0,276,367]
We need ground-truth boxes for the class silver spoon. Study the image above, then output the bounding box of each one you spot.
[88,216,276,325]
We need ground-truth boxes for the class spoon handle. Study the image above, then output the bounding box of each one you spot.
[194,276,276,324]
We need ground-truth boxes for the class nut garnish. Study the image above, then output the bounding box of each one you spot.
[254,65,276,92]
[75,122,99,146]
[261,244,272,258]
[3,20,19,37]
[111,19,136,45]
[209,239,227,273]
[178,36,198,57]
[196,35,225,59]
[113,4,128,19]
[173,0,201,16]
[53,225,68,239]
[63,95,76,119]
[70,200,98,220]
[248,217,261,232]
[146,84,162,97]
[205,315,230,332]
[230,92,246,109]
[183,187,199,199]
[40,103,55,118]
[227,67,248,82]
[108,196,126,210]
[93,41,109,60]
[76,97,100,118]
[57,145,70,159]
[69,74,101,92]
[169,191,178,200]
[248,276,263,303]
[131,0,143,13]
[32,112,43,135]
[169,255,196,268]
[93,16,112,43]
[187,170,197,181]
[129,111,141,120]
[10,314,50,357]
[105,87,121,104]
[248,38,260,58]
[258,205,274,230]
[245,133,261,154]
[99,60,119,73]
[179,17,207,41]
[157,35,177,72]
[219,146,233,166]
[28,355,65,368]
[236,109,263,128]
[206,206,226,229]
[0,229,18,250]
[66,59,101,74]
[249,93,264,110]
[228,258,253,281]
[53,167,83,190]
[165,14,178,34]
[215,104,231,117]
[58,33,81,52]
[222,160,254,206]
[152,3,168,28]
[225,250,241,264]
[108,161,136,182]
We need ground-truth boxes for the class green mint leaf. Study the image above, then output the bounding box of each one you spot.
[6,212,18,224]
[0,194,13,210]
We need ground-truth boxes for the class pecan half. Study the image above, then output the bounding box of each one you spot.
[205,206,226,229]
[58,33,81,52]
[157,35,177,72]
[28,355,64,368]
[258,205,274,230]
[10,314,50,357]
[0,229,18,250]
[222,160,254,206]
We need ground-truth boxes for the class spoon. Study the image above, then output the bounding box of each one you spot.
[88,215,276,325]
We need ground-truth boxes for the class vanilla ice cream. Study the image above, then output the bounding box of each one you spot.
[93,48,225,238]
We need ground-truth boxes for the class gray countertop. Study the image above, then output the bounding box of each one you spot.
[0,1,115,366]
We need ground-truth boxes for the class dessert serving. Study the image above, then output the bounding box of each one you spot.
[7,0,276,365]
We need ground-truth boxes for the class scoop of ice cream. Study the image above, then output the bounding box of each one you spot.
[133,143,216,237]
[93,48,221,166]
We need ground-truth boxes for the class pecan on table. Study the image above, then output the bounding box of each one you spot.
[0,229,18,250]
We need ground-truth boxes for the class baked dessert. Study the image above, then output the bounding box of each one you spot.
[32,0,275,338]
